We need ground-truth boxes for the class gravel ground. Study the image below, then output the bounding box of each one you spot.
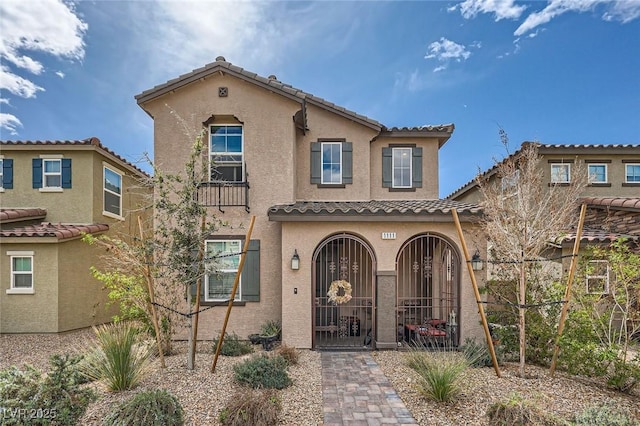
[1,329,639,425]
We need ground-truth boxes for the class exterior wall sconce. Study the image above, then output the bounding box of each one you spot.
[291,249,300,270]
[471,249,484,271]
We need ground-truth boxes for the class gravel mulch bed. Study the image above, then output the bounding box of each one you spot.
[2,329,639,425]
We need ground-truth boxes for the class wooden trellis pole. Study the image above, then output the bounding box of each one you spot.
[550,203,587,376]
[211,215,256,373]
[452,208,501,377]
[138,216,166,368]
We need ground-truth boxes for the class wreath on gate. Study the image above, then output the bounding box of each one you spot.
[327,280,352,304]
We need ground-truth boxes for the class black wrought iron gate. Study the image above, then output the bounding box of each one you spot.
[312,234,376,349]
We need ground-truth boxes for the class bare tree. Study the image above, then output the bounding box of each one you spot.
[477,131,588,376]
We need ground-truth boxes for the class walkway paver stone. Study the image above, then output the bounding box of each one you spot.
[321,352,418,426]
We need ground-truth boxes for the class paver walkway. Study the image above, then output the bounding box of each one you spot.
[321,352,418,425]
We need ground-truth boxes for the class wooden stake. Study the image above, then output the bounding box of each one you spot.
[189,215,206,369]
[138,216,166,368]
[550,203,587,376]
[452,208,501,377]
[211,215,256,373]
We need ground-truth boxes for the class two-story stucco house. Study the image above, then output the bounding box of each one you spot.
[135,57,485,350]
[0,138,150,333]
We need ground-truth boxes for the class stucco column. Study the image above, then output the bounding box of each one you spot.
[375,270,397,349]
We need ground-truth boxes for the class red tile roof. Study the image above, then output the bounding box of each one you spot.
[0,222,109,241]
[0,138,149,177]
[0,208,47,223]
[580,197,640,211]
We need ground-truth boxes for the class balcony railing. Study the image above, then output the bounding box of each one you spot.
[196,180,250,212]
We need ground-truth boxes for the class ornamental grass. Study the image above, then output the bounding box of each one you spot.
[79,322,154,392]
[405,346,471,402]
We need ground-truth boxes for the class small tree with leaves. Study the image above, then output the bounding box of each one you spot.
[477,131,587,377]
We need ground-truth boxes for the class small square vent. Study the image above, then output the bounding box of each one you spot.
[218,87,228,97]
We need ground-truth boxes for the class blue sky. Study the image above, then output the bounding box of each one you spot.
[1,0,639,197]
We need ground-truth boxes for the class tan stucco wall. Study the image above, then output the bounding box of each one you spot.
[1,242,59,333]
[279,221,485,349]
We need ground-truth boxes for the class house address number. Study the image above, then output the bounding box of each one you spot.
[381,232,396,240]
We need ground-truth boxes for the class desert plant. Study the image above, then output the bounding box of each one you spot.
[405,348,470,402]
[486,392,562,425]
[80,322,154,391]
[218,388,281,426]
[276,344,300,366]
[213,332,254,357]
[260,320,281,337]
[233,354,292,389]
[573,402,638,426]
[103,389,184,426]
[0,354,96,425]
[460,338,505,367]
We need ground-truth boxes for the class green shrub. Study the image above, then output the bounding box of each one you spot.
[218,388,281,426]
[460,338,505,368]
[573,402,638,426]
[486,393,562,425]
[259,320,281,337]
[606,359,640,393]
[275,344,300,366]
[80,322,154,391]
[213,332,254,357]
[103,389,184,426]
[0,354,96,425]
[405,348,469,402]
[233,354,292,389]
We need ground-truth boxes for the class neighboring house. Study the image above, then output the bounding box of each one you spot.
[0,138,150,333]
[135,56,485,350]
[447,142,640,295]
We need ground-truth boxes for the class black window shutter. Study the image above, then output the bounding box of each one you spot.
[382,147,392,188]
[3,159,13,189]
[242,239,260,302]
[62,159,72,188]
[342,142,353,184]
[412,147,423,188]
[32,159,43,189]
[310,142,321,184]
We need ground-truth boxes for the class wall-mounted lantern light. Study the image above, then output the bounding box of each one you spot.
[291,249,300,270]
[471,250,484,271]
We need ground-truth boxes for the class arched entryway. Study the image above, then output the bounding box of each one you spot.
[312,233,376,349]
[396,233,461,347]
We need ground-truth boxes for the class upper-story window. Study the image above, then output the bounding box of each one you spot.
[550,163,570,184]
[310,140,353,187]
[625,164,640,183]
[322,142,342,184]
[210,125,243,182]
[32,157,71,191]
[587,164,607,184]
[103,165,123,218]
[382,145,422,190]
[0,156,13,190]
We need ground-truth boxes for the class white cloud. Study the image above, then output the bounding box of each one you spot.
[0,65,44,98]
[0,113,23,135]
[0,0,87,133]
[515,0,640,36]
[425,37,476,72]
[454,0,527,20]
[55,71,65,79]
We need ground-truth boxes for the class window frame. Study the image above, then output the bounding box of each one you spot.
[0,157,3,191]
[209,124,244,183]
[7,251,34,294]
[550,163,571,184]
[321,142,343,185]
[204,239,242,302]
[103,163,123,219]
[42,158,62,189]
[587,163,608,184]
[392,147,412,188]
[625,163,640,183]
[586,259,610,295]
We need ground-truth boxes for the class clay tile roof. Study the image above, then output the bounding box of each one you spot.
[0,138,149,177]
[0,208,47,224]
[0,222,109,241]
[560,227,639,244]
[268,199,481,221]
[580,197,640,211]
